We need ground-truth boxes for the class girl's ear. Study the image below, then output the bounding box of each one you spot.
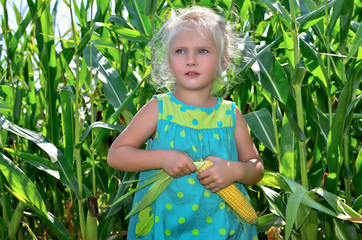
[222,55,229,71]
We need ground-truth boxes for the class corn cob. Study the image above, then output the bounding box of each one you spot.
[197,160,258,224]
[86,196,98,240]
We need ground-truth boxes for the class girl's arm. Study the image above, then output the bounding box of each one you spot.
[197,106,264,192]
[107,98,196,177]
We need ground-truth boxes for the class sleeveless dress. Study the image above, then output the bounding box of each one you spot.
[127,92,258,240]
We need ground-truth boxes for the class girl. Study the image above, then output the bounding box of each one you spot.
[107,6,264,240]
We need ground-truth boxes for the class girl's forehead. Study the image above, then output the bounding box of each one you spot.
[171,28,214,45]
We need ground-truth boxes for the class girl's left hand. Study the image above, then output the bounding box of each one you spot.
[197,156,237,192]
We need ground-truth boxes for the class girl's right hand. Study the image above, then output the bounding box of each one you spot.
[160,150,196,178]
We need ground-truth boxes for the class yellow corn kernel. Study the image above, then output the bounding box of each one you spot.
[197,160,258,224]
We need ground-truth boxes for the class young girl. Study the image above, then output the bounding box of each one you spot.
[107,6,264,240]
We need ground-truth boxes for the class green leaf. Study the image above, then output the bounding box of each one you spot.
[254,0,292,31]
[255,213,284,234]
[325,73,354,193]
[121,0,151,35]
[77,122,126,147]
[7,186,72,240]
[260,186,285,218]
[285,192,305,240]
[0,113,91,199]
[4,148,60,180]
[96,22,149,41]
[60,85,75,164]
[83,45,129,109]
[297,0,335,31]
[326,0,353,38]
[244,109,277,153]
[346,21,362,62]
[280,116,298,181]
[144,0,159,16]
[0,153,47,214]
[300,35,329,92]
[77,22,148,55]
[333,218,359,240]
[239,36,288,104]
[312,188,362,219]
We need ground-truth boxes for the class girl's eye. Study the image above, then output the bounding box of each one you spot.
[175,49,185,54]
[199,49,208,53]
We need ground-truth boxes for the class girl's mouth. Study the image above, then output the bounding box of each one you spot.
[185,71,200,77]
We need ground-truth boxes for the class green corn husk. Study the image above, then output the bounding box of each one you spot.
[113,161,206,220]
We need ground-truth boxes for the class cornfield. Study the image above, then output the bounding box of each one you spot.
[0,0,361,239]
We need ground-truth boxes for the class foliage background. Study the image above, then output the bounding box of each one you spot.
[0,0,361,239]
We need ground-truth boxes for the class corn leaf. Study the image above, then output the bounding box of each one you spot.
[4,148,60,180]
[244,109,277,154]
[0,153,47,214]
[346,22,362,62]
[285,192,305,240]
[7,187,72,240]
[60,86,75,164]
[83,45,129,110]
[0,113,91,199]
[280,116,298,181]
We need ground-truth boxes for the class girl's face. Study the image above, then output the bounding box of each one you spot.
[169,29,219,93]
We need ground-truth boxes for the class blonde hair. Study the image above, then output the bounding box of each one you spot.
[149,6,240,92]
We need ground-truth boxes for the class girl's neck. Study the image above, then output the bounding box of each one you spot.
[172,89,217,108]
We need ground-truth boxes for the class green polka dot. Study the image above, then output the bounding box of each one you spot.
[214,134,220,140]
[177,192,184,198]
[192,145,197,152]
[170,141,174,148]
[166,203,173,210]
[219,228,227,235]
[155,216,159,223]
[204,190,210,197]
[178,217,185,224]
[219,202,226,209]
[192,229,199,236]
[180,130,186,137]
[192,204,199,211]
[188,178,195,185]
[158,113,162,119]
[198,133,203,140]
[165,229,171,236]
[206,216,213,223]
[228,134,231,140]
[165,125,169,131]
[227,206,231,211]
[230,230,236,236]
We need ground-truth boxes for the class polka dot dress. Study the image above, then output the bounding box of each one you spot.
[127,92,258,239]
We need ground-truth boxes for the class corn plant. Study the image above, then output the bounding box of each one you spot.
[0,0,361,239]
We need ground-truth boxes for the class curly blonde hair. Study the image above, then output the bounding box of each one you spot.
[149,6,240,92]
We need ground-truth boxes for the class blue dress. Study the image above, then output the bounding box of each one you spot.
[127,92,258,239]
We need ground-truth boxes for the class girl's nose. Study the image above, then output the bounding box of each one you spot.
[186,53,197,66]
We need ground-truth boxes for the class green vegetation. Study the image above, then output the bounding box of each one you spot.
[0,0,361,239]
